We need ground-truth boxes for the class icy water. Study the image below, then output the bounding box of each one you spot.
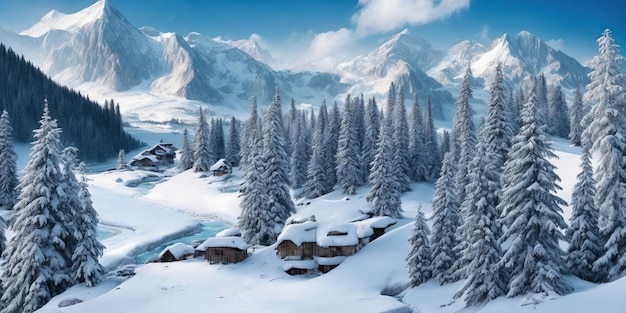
[134,221,229,264]
[96,225,117,240]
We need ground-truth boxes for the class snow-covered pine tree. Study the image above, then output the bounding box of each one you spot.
[453,136,506,305]
[211,118,226,160]
[408,96,426,182]
[193,107,213,172]
[451,67,477,204]
[569,85,585,146]
[290,112,309,189]
[547,84,570,138]
[407,205,432,287]
[261,87,296,233]
[392,86,411,192]
[439,130,451,159]
[354,95,367,181]
[362,97,380,179]
[1,101,74,313]
[59,147,83,272]
[304,103,331,198]
[285,98,298,157]
[178,128,194,171]
[226,117,241,167]
[324,101,341,188]
[497,84,572,297]
[386,82,396,121]
[583,29,626,281]
[423,97,441,180]
[0,110,18,210]
[116,149,126,170]
[72,162,105,287]
[565,145,603,282]
[535,73,549,128]
[430,150,461,284]
[336,95,364,194]
[366,115,403,218]
[240,98,260,173]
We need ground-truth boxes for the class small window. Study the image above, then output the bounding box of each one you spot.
[215,249,224,256]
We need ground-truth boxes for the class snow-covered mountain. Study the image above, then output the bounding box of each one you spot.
[337,29,454,116]
[214,34,274,65]
[430,31,590,91]
[0,0,346,113]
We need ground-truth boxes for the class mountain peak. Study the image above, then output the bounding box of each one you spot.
[21,0,120,37]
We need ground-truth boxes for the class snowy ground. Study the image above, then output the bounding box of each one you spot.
[6,124,619,313]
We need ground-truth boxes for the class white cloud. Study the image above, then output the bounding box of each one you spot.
[296,28,356,72]
[352,0,471,36]
[546,38,565,51]
[477,24,489,42]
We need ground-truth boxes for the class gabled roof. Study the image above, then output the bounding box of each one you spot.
[196,236,248,251]
[210,159,231,171]
[351,216,396,237]
[216,227,242,238]
[317,223,359,247]
[159,242,194,259]
[277,222,318,246]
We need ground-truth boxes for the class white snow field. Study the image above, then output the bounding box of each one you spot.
[14,126,620,313]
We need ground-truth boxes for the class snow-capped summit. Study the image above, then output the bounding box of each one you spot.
[21,0,113,38]
[428,40,487,86]
[214,34,274,65]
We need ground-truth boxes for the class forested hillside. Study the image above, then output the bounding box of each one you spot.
[0,44,142,162]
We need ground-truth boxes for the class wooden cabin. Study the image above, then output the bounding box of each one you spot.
[316,224,359,258]
[197,237,249,264]
[209,159,232,177]
[129,143,177,167]
[351,216,397,242]
[316,256,347,274]
[283,260,317,275]
[129,154,159,167]
[276,222,318,260]
[158,243,195,262]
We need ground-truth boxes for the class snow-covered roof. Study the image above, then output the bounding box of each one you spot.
[131,154,159,163]
[277,222,318,246]
[209,159,231,171]
[196,236,248,251]
[286,214,317,225]
[316,223,359,247]
[159,242,195,259]
[351,216,397,238]
[215,227,241,238]
[314,256,347,266]
[282,259,317,271]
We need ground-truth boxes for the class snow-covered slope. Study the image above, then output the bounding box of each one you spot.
[432,31,590,91]
[338,29,454,116]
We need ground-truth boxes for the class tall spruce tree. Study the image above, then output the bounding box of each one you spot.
[566,145,603,282]
[336,95,364,194]
[240,98,260,173]
[451,67,477,204]
[261,87,295,233]
[569,85,585,146]
[408,96,426,181]
[1,102,73,313]
[304,103,331,198]
[193,107,213,172]
[324,101,341,188]
[423,98,441,180]
[392,86,411,192]
[72,162,105,287]
[407,205,432,287]
[547,84,570,138]
[535,74,549,128]
[0,110,18,210]
[178,128,194,171]
[226,117,241,167]
[584,29,626,281]
[366,117,403,218]
[497,85,572,297]
[116,149,126,170]
[430,150,461,284]
[290,113,309,189]
[362,97,380,179]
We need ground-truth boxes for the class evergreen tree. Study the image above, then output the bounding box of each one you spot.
[178,128,194,171]
[0,110,18,210]
[336,96,364,194]
[72,162,105,287]
[261,87,295,233]
[439,130,451,158]
[59,147,82,273]
[226,117,241,167]
[116,149,126,170]
[362,97,380,179]
[367,118,403,218]
[535,74,549,128]
[423,98,441,180]
[584,30,626,281]
[430,150,461,284]
[304,103,331,198]
[1,102,73,313]
[240,98,260,173]
[193,107,213,172]
[324,101,341,188]
[565,145,603,282]
[497,85,572,297]
[569,85,585,146]
[392,86,411,192]
[453,136,506,305]
[407,205,432,287]
[451,67,477,203]
[408,96,427,181]
[547,84,570,138]
[290,113,309,189]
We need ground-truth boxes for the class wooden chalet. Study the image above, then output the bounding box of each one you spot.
[315,256,347,274]
[129,143,177,167]
[351,216,397,242]
[158,243,195,262]
[316,223,360,258]
[276,222,318,260]
[209,159,232,177]
[197,236,249,264]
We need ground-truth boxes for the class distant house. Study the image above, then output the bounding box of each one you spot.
[215,227,242,238]
[197,236,248,264]
[276,222,318,260]
[351,216,397,242]
[210,159,232,176]
[158,242,195,262]
[316,223,360,259]
[129,143,177,167]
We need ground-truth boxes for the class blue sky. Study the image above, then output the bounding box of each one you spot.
[0,0,623,65]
